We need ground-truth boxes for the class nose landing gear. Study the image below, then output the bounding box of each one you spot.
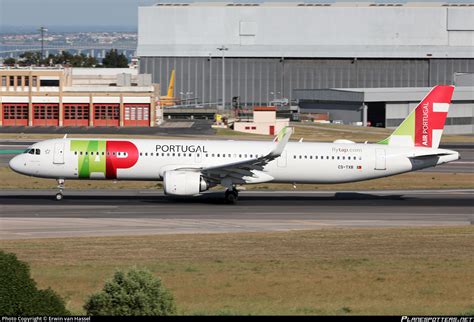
[56,179,65,201]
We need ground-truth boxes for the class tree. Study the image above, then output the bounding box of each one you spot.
[102,49,129,68]
[19,51,42,65]
[84,268,177,316]
[3,57,16,66]
[0,251,70,316]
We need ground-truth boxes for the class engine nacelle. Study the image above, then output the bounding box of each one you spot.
[163,170,208,196]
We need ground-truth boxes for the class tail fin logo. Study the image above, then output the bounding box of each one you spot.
[378,85,454,149]
[420,102,430,147]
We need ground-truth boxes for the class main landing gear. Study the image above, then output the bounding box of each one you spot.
[224,188,239,204]
[56,179,65,201]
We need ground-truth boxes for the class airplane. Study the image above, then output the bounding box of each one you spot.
[9,85,459,203]
[159,69,198,107]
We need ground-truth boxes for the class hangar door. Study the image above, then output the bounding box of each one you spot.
[124,104,150,127]
[2,103,28,126]
[33,104,59,126]
[64,104,89,126]
[94,104,120,126]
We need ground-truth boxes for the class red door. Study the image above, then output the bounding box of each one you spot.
[33,104,59,126]
[94,104,119,126]
[63,104,89,126]
[2,103,28,126]
[269,125,275,135]
[124,104,150,127]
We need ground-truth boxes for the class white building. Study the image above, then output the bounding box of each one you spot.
[233,106,289,135]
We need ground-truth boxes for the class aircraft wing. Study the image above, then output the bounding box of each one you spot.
[200,127,293,184]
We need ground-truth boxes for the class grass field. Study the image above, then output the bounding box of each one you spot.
[1,227,473,315]
[1,166,473,190]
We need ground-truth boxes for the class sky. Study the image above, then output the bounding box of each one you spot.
[0,0,470,32]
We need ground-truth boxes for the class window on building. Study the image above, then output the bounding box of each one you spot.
[16,76,22,87]
[32,76,37,87]
[1,76,6,86]
[24,76,29,87]
[9,76,14,86]
[40,79,60,87]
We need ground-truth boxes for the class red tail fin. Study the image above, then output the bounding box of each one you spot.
[414,85,454,148]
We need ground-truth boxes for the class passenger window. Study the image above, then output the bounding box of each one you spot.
[310,156,313,159]
[113,152,116,156]
[35,149,40,155]
[299,156,302,159]
[228,154,231,157]
[151,153,154,156]
[102,152,105,156]
[293,155,296,159]
[217,154,220,157]
[337,156,340,160]
[145,153,148,156]
[315,156,318,159]
[74,151,77,155]
[342,156,345,160]
[304,156,307,159]
[80,151,83,155]
[177,153,180,157]
[239,154,242,158]
[139,153,142,156]
[326,156,329,159]
[332,156,334,160]
[85,152,88,155]
[189,153,191,157]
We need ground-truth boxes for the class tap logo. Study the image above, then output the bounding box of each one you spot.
[71,140,139,179]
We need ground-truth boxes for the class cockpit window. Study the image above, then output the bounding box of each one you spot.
[26,148,41,155]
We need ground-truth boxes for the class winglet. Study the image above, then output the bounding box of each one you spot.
[269,126,293,157]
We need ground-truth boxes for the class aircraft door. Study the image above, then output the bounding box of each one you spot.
[375,148,386,170]
[277,150,287,168]
[53,142,65,164]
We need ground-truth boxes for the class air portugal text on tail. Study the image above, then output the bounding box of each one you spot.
[378,85,455,149]
[9,86,460,203]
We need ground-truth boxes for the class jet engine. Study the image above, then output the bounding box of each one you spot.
[163,170,209,196]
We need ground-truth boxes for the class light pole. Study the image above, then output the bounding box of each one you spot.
[217,46,228,110]
[38,26,48,60]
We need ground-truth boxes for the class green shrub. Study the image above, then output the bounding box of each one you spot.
[84,267,177,316]
[0,251,69,316]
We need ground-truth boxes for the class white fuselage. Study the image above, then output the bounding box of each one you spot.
[9,138,459,185]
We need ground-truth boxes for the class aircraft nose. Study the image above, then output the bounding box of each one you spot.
[9,154,26,174]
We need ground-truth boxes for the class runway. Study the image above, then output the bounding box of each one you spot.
[1,189,473,239]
